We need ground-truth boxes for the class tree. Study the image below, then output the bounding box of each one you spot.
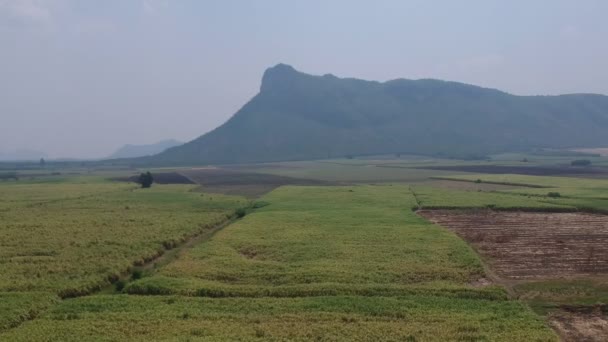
[137,171,154,188]
[39,158,46,168]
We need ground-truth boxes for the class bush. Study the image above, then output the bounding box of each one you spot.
[547,192,561,198]
[571,159,591,166]
[235,208,247,218]
[131,269,143,280]
[115,280,126,292]
[474,179,482,184]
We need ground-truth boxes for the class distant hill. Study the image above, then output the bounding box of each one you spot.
[0,149,47,161]
[140,64,608,165]
[109,139,182,159]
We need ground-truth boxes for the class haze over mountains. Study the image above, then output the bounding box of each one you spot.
[139,64,608,165]
[0,149,48,161]
[109,139,182,159]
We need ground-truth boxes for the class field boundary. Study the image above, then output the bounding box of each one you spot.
[428,176,550,188]
[90,205,252,298]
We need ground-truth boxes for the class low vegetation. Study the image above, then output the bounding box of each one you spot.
[125,185,493,297]
[4,165,604,340]
[0,292,58,332]
[0,178,247,297]
[0,294,557,341]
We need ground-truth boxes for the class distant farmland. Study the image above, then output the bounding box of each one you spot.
[5,157,608,340]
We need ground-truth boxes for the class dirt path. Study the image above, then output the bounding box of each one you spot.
[97,210,247,294]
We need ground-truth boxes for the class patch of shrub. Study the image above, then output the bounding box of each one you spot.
[131,269,143,280]
[571,159,591,166]
[252,201,270,209]
[235,208,247,218]
[547,192,561,198]
[115,280,126,292]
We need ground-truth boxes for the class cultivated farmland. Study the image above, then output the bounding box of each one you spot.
[0,177,247,331]
[1,294,556,341]
[7,162,608,340]
[0,182,560,341]
[418,210,608,279]
[125,185,493,297]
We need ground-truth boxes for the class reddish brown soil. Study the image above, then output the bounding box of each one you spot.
[550,306,608,342]
[418,210,608,280]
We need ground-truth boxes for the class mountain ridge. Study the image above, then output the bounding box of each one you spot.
[136,64,608,165]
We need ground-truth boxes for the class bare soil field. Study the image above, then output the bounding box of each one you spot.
[178,168,334,197]
[414,165,608,176]
[113,172,195,184]
[550,306,608,342]
[418,210,608,280]
[419,209,608,341]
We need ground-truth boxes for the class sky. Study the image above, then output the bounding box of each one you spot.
[1,0,608,159]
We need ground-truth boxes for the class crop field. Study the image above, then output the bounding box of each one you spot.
[0,292,58,331]
[0,182,560,341]
[231,160,465,183]
[0,176,247,331]
[414,164,608,176]
[8,164,608,340]
[124,185,495,297]
[413,178,608,341]
[419,210,608,280]
[0,294,557,341]
[411,185,575,211]
[0,181,247,296]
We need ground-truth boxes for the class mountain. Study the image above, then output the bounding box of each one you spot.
[109,139,182,159]
[0,149,47,161]
[142,64,608,165]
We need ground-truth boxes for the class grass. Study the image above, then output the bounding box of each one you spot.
[0,170,576,339]
[0,178,247,297]
[0,292,58,332]
[411,185,575,211]
[125,185,493,297]
[0,294,557,341]
[234,160,465,183]
[427,174,608,211]
[514,280,608,314]
[433,173,608,189]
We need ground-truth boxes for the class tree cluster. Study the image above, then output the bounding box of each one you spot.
[137,171,154,188]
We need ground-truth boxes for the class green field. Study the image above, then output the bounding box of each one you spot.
[8,161,608,340]
[125,185,497,298]
[0,178,247,298]
[1,295,555,341]
[427,174,608,211]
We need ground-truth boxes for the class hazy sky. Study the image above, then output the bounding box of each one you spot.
[1,0,607,158]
